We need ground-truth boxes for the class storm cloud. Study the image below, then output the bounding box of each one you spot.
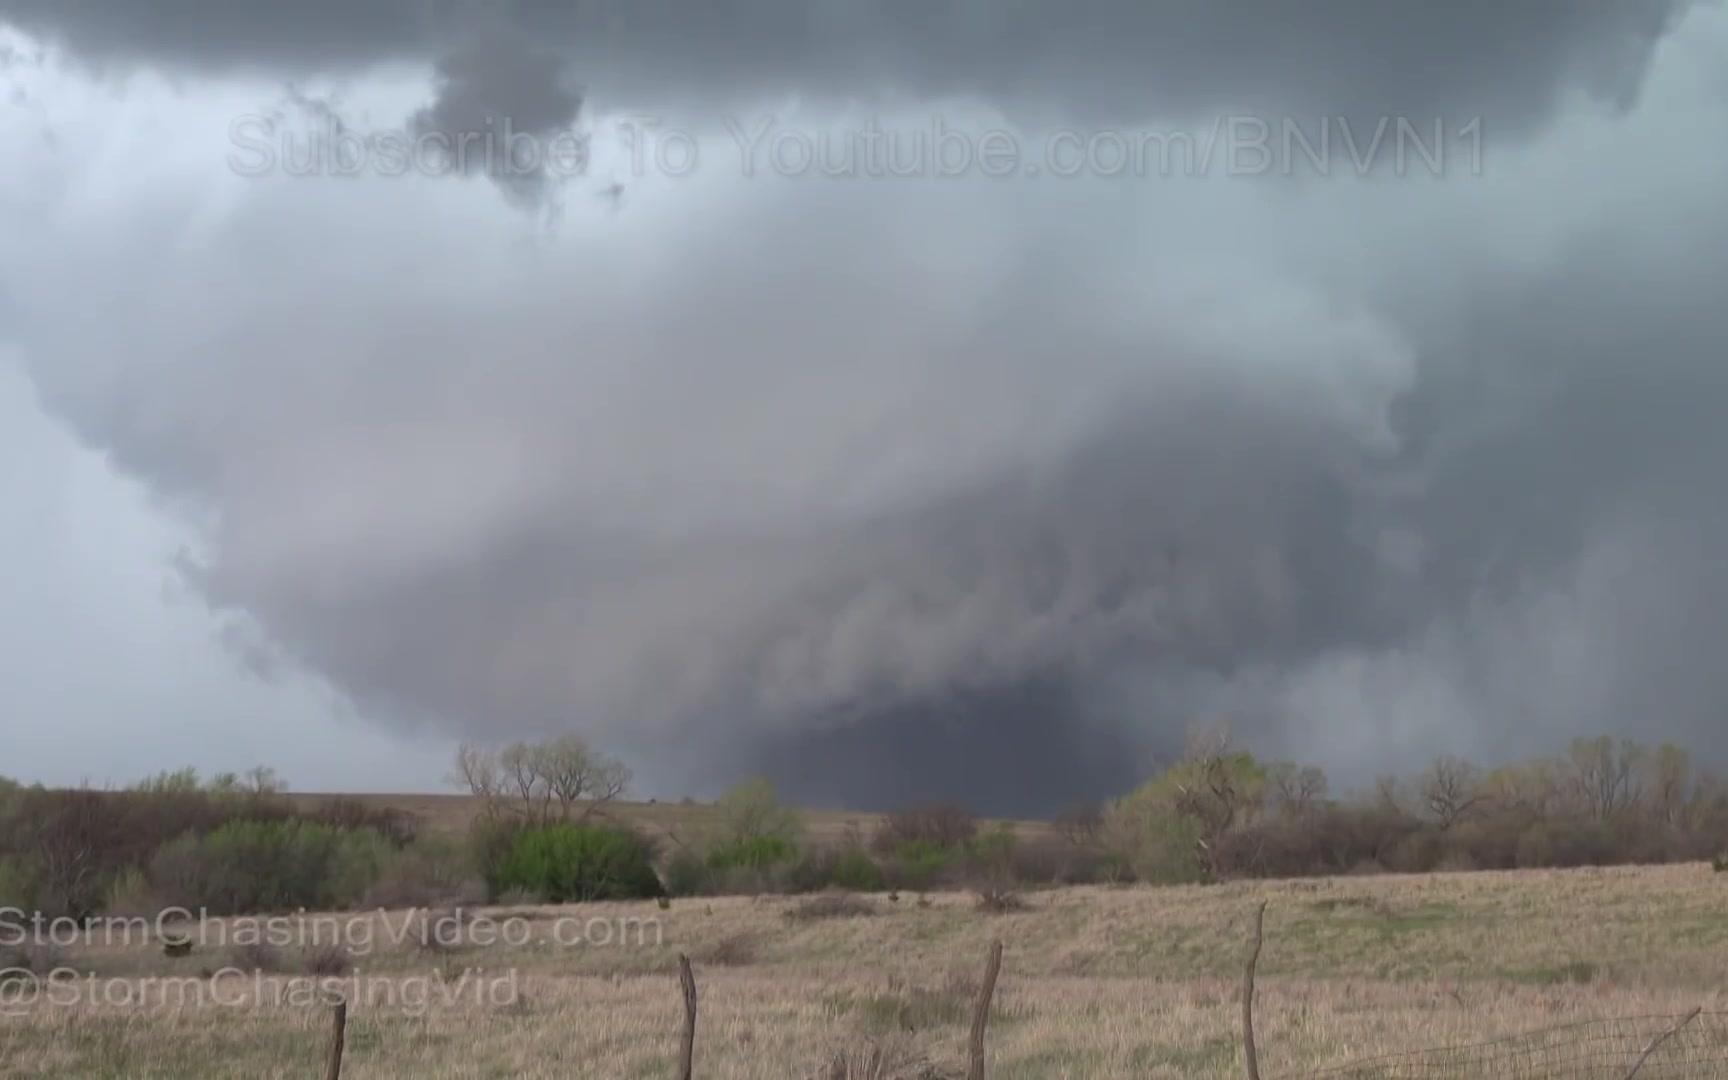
[1,3,1726,810]
[0,0,1694,126]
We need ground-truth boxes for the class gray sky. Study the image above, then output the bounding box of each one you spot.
[1,3,1726,811]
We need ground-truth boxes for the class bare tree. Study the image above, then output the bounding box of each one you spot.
[450,737,630,826]
[1484,760,1564,822]
[1647,743,1692,827]
[1266,763,1328,817]
[1053,800,1104,848]
[1421,755,1486,830]
[499,742,555,824]
[1567,737,1645,821]
[536,735,633,823]
[450,744,506,819]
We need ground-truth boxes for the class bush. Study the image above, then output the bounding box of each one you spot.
[962,825,1018,884]
[881,840,956,892]
[308,798,420,847]
[490,824,663,902]
[973,887,1029,914]
[302,943,353,976]
[228,941,285,972]
[829,847,886,892]
[706,835,798,872]
[698,932,759,966]
[150,819,394,914]
[1100,790,1205,886]
[712,779,803,851]
[0,857,38,915]
[663,848,711,897]
[785,893,878,921]
[873,803,976,855]
[362,835,485,909]
[103,866,160,918]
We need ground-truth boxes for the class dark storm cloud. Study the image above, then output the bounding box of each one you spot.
[3,3,1727,809]
[0,0,1695,128]
[408,30,583,207]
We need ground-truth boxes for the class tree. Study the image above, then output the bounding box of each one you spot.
[1567,737,1644,821]
[1102,732,1266,884]
[1168,732,1266,880]
[713,778,802,849]
[1266,763,1329,818]
[450,744,506,819]
[1100,778,1205,885]
[450,737,630,826]
[874,802,978,855]
[207,767,285,797]
[1647,743,1692,827]
[1053,800,1104,848]
[536,736,632,823]
[134,768,202,794]
[498,742,551,824]
[1421,755,1485,830]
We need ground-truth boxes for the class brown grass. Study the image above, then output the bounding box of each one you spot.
[3,863,1727,1077]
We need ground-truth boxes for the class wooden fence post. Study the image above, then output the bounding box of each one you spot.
[323,999,347,1080]
[1241,901,1267,1080]
[966,939,1004,1080]
[677,953,698,1080]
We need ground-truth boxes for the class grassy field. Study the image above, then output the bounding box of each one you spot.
[5,863,1728,1077]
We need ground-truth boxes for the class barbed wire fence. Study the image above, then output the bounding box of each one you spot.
[1282,1010,1728,1079]
[302,898,1728,1079]
[1222,895,1728,1080]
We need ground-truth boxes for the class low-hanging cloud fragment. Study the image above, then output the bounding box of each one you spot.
[409,30,583,208]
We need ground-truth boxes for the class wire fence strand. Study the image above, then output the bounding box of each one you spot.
[1283,1011,1728,1079]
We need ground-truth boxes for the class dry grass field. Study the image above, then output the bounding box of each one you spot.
[5,863,1728,1078]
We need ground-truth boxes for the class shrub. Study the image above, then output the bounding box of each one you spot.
[103,866,160,918]
[873,803,976,855]
[881,841,955,892]
[227,941,285,972]
[857,985,967,1033]
[706,835,798,872]
[150,820,394,914]
[784,893,877,921]
[973,887,1029,914]
[715,779,802,841]
[362,835,484,909]
[490,824,663,902]
[829,847,885,892]
[663,849,711,897]
[0,857,38,915]
[699,932,758,967]
[778,844,883,894]
[302,944,353,976]
[1100,789,1205,886]
[466,816,525,893]
[309,798,420,847]
[1,941,65,975]
[962,825,1018,885]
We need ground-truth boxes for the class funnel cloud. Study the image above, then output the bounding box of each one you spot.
[1,2,1726,810]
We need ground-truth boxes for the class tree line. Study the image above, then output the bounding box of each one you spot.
[1081,732,1728,884]
[7,730,1728,928]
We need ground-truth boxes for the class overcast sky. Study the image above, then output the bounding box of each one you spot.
[1,2,1726,812]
